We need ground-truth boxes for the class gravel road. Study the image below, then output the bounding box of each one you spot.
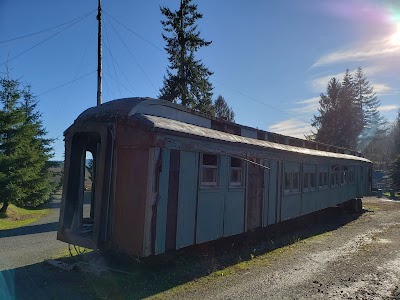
[163,197,400,300]
[0,194,66,271]
[1,196,400,300]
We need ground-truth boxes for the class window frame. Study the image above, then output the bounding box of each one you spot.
[303,164,317,192]
[229,157,244,187]
[330,164,340,188]
[200,153,219,187]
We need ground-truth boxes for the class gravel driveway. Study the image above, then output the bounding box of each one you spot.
[0,194,66,271]
[163,197,400,300]
[1,196,400,300]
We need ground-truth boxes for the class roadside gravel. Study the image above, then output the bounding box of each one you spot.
[0,194,66,271]
[160,197,400,300]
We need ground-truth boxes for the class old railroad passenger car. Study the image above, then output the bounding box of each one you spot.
[57,97,372,257]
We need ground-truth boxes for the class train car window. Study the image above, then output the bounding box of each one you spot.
[331,165,340,187]
[348,166,355,183]
[230,157,243,187]
[284,172,291,192]
[341,166,348,184]
[303,164,317,192]
[292,172,300,192]
[310,173,316,189]
[201,153,219,187]
[284,162,300,194]
[303,173,309,190]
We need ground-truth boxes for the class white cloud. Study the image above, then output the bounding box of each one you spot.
[309,72,345,92]
[268,119,313,139]
[312,36,400,68]
[373,83,391,94]
[292,96,320,114]
[377,105,399,112]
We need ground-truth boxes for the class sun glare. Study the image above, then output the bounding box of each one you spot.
[390,24,400,46]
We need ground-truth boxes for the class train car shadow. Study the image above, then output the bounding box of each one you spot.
[1,206,365,300]
[0,222,59,238]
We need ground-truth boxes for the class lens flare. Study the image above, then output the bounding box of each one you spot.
[390,24,400,45]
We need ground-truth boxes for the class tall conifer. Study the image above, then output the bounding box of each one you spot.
[0,76,54,212]
[159,0,214,115]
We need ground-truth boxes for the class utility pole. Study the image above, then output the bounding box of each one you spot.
[96,0,102,106]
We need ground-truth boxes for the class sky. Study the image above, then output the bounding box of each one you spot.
[0,0,399,161]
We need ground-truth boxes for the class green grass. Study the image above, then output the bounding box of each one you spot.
[0,204,51,230]
[383,191,400,198]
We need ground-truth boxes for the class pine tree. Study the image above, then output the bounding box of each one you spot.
[0,76,26,212]
[214,95,235,122]
[312,77,343,146]
[311,68,386,150]
[159,0,214,115]
[0,76,55,213]
[354,67,386,150]
[339,69,362,149]
[18,86,55,207]
[390,110,400,189]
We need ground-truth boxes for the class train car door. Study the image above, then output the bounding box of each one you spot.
[246,158,264,230]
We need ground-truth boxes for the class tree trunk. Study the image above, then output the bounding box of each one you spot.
[0,199,9,213]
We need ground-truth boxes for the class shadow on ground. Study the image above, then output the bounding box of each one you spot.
[0,206,365,300]
[0,222,59,239]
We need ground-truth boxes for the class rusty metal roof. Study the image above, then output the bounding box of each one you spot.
[138,114,372,163]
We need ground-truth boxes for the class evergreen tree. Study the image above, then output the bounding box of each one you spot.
[214,95,235,122]
[390,110,400,189]
[159,0,214,115]
[0,76,26,212]
[339,69,362,149]
[394,109,400,155]
[0,76,54,213]
[311,77,344,146]
[311,68,385,150]
[354,67,386,150]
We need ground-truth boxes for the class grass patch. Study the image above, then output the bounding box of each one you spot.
[363,203,382,212]
[383,192,400,198]
[0,204,50,230]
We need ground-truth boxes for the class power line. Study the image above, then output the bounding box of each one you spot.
[211,78,313,125]
[0,10,96,67]
[103,20,122,97]
[103,42,136,94]
[103,71,135,94]
[103,11,163,52]
[0,9,97,45]
[36,71,96,97]
[104,14,158,93]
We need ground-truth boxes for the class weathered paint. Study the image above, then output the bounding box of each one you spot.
[281,161,301,221]
[165,150,180,251]
[176,151,199,249]
[154,148,170,254]
[221,155,245,237]
[196,189,224,243]
[262,159,270,227]
[247,159,264,230]
[112,147,148,255]
[267,159,278,225]
[142,147,160,256]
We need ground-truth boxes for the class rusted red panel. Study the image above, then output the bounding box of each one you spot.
[115,124,156,148]
[111,125,154,255]
[247,158,264,230]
